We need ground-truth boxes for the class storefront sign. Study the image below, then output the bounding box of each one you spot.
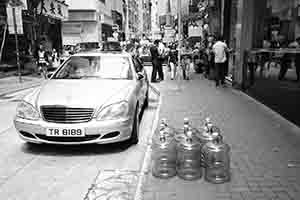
[37,0,68,20]
[188,25,202,37]
[100,14,113,26]
[6,5,23,34]
[112,24,119,31]
[163,26,175,43]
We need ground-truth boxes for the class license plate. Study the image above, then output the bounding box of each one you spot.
[46,128,85,137]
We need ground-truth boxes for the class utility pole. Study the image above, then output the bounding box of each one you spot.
[177,0,181,70]
[12,6,22,83]
[125,0,130,41]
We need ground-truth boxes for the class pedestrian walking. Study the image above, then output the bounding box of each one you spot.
[180,42,193,80]
[168,43,178,80]
[192,43,208,74]
[212,36,230,87]
[51,48,60,69]
[150,40,160,82]
[37,44,49,79]
[205,35,215,79]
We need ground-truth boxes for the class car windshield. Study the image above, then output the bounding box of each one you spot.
[52,55,133,80]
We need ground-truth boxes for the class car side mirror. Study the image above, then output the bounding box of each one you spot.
[137,72,144,80]
[47,72,54,79]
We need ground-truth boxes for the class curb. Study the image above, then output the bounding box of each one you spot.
[134,84,162,200]
[231,88,300,133]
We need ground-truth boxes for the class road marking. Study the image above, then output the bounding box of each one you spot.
[134,84,162,200]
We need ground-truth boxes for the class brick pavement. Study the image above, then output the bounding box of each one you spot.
[0,76,44,96]
[142,69,300,200]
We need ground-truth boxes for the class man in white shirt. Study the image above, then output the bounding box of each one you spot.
[212,36,229,87]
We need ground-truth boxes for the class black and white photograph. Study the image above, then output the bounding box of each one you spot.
[0,0,300,199]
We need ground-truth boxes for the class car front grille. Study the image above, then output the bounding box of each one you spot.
[40,106,94,124]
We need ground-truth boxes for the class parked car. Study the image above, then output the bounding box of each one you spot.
[14,50,149,145]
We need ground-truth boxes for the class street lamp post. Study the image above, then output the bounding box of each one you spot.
[125,0,129,41]
[9,1,23,83]
[177,0,181,70]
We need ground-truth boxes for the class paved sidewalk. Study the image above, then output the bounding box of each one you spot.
[142,70,300,200]
[0,76,44,96]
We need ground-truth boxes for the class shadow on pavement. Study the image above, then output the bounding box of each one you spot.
[245,78,300,127]
[20,141,134,156]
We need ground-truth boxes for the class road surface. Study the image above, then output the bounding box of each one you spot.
[0,84,159,200]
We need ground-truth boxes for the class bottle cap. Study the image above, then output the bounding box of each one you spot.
[186,130,193,138]
[205,117,211,123]
[207,122,213,133]
[183,117,189,124]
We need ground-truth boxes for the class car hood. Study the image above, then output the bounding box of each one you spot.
[36,79,133,108]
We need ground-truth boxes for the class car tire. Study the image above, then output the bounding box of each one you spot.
[130,107,139,145]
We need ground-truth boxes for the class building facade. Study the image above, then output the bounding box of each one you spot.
[127,0,140,38]
[222,0,300,87]
[111,0,124,32]
[63,0,113,46]
[138,0,152,37]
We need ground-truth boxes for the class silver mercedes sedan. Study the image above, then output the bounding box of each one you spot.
[14,51,149,145]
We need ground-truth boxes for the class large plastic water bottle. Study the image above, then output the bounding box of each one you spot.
[202,131,231,184]
[176,130,202,180]
[152,130,177,179]
[195,118,219,166]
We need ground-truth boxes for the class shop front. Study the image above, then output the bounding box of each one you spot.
[100,14,113,41]
[225,0,300,126]
[2,0,69,71]
[36,0,68,53]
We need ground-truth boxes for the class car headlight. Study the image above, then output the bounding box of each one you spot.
[96,101,129,121]
[16,101,40,120]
